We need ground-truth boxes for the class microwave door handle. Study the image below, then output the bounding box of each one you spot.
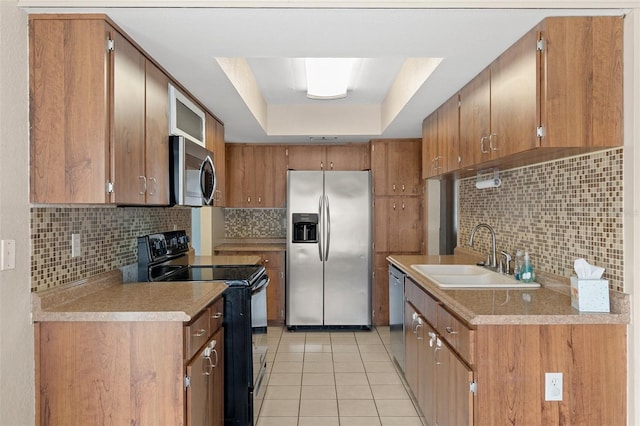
[200,156,215,205]
[318,195,323,262]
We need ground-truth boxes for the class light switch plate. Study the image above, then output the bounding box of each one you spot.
[1,240,16,270]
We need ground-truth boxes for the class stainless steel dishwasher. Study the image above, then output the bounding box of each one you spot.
[389,264,406,372]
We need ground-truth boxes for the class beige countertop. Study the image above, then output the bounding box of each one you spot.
[388,254,629,326]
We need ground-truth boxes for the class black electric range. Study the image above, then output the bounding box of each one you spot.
[137,230,269,426]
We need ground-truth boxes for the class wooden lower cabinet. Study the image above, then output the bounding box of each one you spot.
[35,298,224,426]
[402,275,626,425]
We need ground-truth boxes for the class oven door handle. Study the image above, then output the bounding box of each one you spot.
[251,276,270,295]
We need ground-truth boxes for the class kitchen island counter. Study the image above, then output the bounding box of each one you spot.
[388,254,629,326]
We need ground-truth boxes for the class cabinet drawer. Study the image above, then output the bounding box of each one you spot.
[405,277,438,326]
[261,252,284,269]
[209,297,224,334]
[184,310,211,361]
[405,278,425,314]
[436,304,475,366]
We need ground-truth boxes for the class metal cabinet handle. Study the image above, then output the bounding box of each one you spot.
[138,176,147,195]
[211,312,223,319]
[247,196,251,204]
[211,348,219,368]
[416,323,424,340]
[393,184,396,192]
[147,177,157,196]
[489,133,498,151]
[194,329,207,337]
[330,161,334,170]
[401,184,405,192]
[258,196,262,204]
[480,136,490,154]
[445,326,458,335]
[263,258,269,264]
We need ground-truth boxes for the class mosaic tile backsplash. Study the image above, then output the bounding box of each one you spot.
[224,208,286,239]
[31,207,191,292]
[458,148,624,292]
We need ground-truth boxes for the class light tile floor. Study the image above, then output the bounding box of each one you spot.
[256,326,423,426]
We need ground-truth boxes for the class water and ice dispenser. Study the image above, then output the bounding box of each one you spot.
[292,213,318,243]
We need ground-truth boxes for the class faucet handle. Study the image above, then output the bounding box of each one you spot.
[500,251,512,274]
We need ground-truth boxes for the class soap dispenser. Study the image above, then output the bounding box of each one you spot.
[520,252,535,283]
[514,250,523,280]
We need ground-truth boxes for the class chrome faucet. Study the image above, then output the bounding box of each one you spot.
[468,223,497,269]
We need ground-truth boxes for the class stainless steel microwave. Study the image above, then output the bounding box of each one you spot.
[169,135,216,206]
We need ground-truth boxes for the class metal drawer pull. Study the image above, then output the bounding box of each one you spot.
[211,312,223,319]
[194,328,207,337]
[445,326,458,335]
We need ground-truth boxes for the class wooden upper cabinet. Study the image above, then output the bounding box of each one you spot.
[206,114,226,206]
[110,28,146,205]
[254,145,287,208]
[489,25,539,158]
[459,68,491,168]
[540,16,623,149]
[287,144,369,171]
[226,144,287,208]
[30,17,111,204]
[144,60,170,205]
[325,145,370,170]
[421,113,438,179]
[372,139,422,196]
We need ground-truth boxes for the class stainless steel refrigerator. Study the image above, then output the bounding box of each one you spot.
[286,170,372,328]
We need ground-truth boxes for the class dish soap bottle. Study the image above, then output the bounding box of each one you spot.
[520,252,535,283]
[514,250,523,280]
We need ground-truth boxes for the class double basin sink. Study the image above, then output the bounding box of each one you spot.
[410,264,540,289]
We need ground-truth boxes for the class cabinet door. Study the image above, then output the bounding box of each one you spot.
[436,341,474,426]
[421,113,438,179]
[225,144,255,207]
[29,18,111,204]
[418,321,438,426]
[186,334,219,426]
[389,140,422,195]
[211,328,224,426]
[263,252,285,324]
[144,60,170,205]
[206,115,226,207]
[110,28,146,205]
[404,301,420,396]
[214,120,226,206]
[255,146,287,207]
[371,140,389,195]
[287,145,325,170]
[490,27,539,157]
[325,145,370,171]
[459,68,491,168]
[373,197,391,252]
[373,254,390,326]
[391,197,423,253]
[439,94,460,174]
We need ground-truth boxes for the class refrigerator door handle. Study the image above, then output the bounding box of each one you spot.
[325,195,331,261]
[318,195,324,261]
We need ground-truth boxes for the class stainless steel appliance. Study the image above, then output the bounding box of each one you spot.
[389,264,406,372]
[137,230,268,426]
[286,170,372,328]
[169,135,216,206]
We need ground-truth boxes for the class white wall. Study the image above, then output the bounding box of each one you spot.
[0,1,34,425]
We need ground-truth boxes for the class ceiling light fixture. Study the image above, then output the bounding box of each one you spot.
[305,58,357,100]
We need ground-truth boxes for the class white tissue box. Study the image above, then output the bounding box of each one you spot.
[570,277,610,312]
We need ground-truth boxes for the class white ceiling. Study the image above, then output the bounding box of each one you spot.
[21,4,626,143]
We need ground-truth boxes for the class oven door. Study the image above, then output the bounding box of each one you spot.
[250,275,269,421]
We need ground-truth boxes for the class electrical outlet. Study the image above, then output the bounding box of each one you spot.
[71,233,81,258]
[545,372,563,401]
